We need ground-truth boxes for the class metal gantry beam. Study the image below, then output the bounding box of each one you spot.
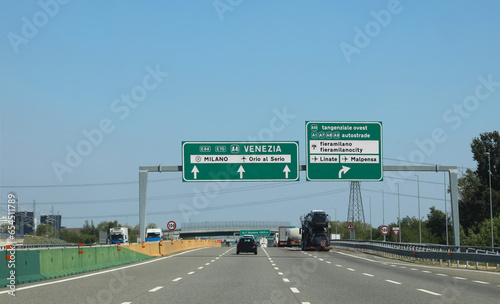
[139,164,460,245]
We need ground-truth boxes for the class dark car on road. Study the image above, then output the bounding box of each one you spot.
[236,236,258,255]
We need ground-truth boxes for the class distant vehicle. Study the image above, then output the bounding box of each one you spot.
[301,210,331,251]
[259,237,268,247]
[236,236,258,255]
[278,226,292,247]
[109,227,129,244]
[146,228,162,242]
[286,228,302,247]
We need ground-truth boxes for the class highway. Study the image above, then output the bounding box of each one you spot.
[2,246,500,304]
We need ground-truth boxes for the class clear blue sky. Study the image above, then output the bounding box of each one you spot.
[1,1,499,230]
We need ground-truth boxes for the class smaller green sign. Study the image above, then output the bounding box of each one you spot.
[240,230,270,236]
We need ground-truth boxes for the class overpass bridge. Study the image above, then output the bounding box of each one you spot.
[162,220,292,240]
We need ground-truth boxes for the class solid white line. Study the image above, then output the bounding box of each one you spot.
[172,277,182,282]
[363,273,374,277]
[187,271,195,275]
[473,280,490,285]
[149,286,163,292]
[0,247,207,295]
[417,289,441,296]
[290,287,300,293]
[385,280,402,285]
[283,278,290,283]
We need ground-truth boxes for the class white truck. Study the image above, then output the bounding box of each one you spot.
[146,228,163,242]
[278,226,291,247]
[109,227,129,244]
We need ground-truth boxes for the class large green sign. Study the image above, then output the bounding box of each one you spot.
[240,230,270,236]
[182,142,299,182]
[306,122,383,181]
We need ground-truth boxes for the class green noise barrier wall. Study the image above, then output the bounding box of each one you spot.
[1,246,153,288]
[1,250,45,288]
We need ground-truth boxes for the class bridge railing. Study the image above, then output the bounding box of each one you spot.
[331,240,500,270]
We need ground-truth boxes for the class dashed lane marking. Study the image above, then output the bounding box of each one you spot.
[187,271,195,275]
[347,268,355,272]
[417,289,441,296]
[172,277,182,282]
[283,278,290,283]
[290,287,300,293]
[473,280,490,285]
[385,280,402,285]
[363,273,374,277]
[149,286,164,292]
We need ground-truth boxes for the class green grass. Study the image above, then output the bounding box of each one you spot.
[23,235,67,244]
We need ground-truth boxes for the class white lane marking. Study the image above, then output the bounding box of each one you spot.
[0,247,208,295]
[399,266,407,269]
[347,268,355,272]
[410,268,418,271]
[453,277,467,280]
[198,267,204,270]
[363,273,374,277]
[274,267,279,270]
[149,286,164,292]
[302,303,311,304]
[283,278,290,283]
[335,251,375,262]
[473,280,490,285]
[187,271,195,275]
[272,264,276,266]
[172,277,182,282]
[211,260,215,262]
[336,264,343,267]
[319,258,324,261]
[278,272,284,275]
[436,273,448,277]
[385,280,402,285]
[290,287,300,293]
[422,270,432,273]
[390,265,397,267]
[417,289,441,296]
[216,257,219,260]
[205,263,210,265]
[122,302,132,304]
[326,261,332,264]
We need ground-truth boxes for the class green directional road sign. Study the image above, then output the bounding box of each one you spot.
[182,141,299,182]
[306,121,383,181]
[240,230,270,236]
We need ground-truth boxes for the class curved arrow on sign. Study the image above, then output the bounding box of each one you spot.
[338,166,350,178]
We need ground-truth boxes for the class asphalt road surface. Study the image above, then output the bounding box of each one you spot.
[1,246,500,303]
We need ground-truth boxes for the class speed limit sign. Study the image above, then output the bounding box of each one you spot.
[380,225,389,236]
[167,221,177,231]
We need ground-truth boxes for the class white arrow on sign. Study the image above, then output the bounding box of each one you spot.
[283,165,291,178]
[191,166,199,179]
[338,166,350,178]
[237,165,245,179]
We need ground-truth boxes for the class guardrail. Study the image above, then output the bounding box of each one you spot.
[331,240,500,270]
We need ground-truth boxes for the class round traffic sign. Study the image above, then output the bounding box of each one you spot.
[167,221,177,231]
[380,225,389,236]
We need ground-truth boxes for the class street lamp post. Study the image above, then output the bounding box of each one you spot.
[395,183,401,243]
[487,152,494,248]
[382,189,386,242]
[369,196,372,241]
[415,174,422,244]
[333,207,338,236]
